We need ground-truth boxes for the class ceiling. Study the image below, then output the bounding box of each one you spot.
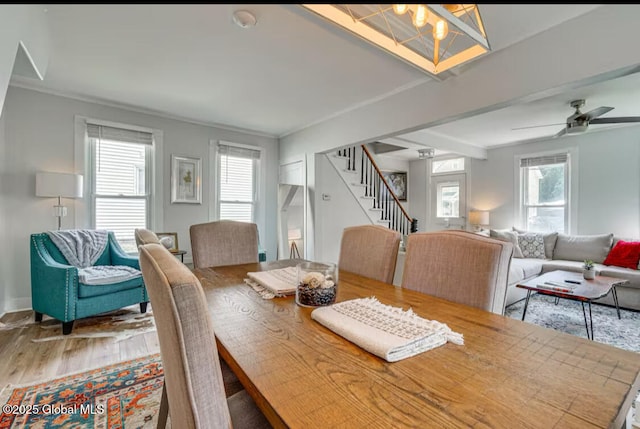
[13,4,640,161]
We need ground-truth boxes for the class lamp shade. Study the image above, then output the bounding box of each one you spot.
[36,172,83,198]
[288,228,302,240]
[469,210,489,225]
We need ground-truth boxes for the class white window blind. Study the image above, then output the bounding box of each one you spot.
[218,143,260,223]
[89,123,153,252]
[519,152,569,233]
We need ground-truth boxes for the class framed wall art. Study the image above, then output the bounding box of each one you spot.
[171,155,202,204]
[382,171,408,201]
[156,232,179,253]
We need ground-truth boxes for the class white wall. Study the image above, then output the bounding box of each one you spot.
[469,126,640,238]
[314,154,371,265]
[0,5,49,116]
[0,109,6,312]
[1,86,279,313]
[408,158,428,232]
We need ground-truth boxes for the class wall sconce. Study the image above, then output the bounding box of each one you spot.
[36,172,84,230]
[468,210,489,232]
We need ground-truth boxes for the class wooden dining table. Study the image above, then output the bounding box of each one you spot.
[193,260,640,429]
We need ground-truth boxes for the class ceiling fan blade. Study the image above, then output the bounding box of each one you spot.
[583,106,614,120]
[553,127,567,138]
[511,123,565,131]
[590,116,640,124]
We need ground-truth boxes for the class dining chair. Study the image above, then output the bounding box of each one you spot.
[401,230,514,314]
[135,228,161,247]
[189,220,259,269]
[138,243,271,429]
[338,224,401,284]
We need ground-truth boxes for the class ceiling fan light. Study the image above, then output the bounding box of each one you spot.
[412,4,428,28]
[433,19,449,40]
[392,4,409,15]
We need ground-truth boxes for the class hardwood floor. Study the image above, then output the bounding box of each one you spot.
[0,309,160,387]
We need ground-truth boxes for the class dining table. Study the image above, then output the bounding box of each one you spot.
[193,259,640,429]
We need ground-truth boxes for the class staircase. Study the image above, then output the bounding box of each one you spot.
[328,145,418,237]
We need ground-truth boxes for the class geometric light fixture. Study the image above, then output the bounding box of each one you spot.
[417,147,435,159]
[36,172,84,230]
[301,4,490,77]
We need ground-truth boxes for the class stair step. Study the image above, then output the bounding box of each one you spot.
[377,219,391,224]
[343,169,358,174]
[334,154,350,159]
[370,208,382,212]
[360,196,375,200]
[351,183,366,187]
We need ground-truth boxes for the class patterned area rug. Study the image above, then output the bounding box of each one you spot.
[0,354,164,428]
[505,294,640,353]
[0,306,156,342]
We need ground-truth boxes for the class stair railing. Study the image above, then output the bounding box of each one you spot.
[337,145,418,236]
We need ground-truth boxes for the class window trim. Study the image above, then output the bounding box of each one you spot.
[209,139,265,234]
[74,116,164,233]
[514,148,578,234]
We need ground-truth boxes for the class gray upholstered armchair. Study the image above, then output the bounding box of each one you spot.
[30,230,149,334]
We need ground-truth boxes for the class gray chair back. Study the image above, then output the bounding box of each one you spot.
[138,243,232,428]
[402,230,513,314]
[338,225,401,284]
[189,220,259,269]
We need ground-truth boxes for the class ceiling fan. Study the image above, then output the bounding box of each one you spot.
[513,99,640,138]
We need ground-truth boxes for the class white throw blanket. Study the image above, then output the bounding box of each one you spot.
[244,266,298,297]
[47,229,109,268]
[311,297,464,362]
[78,265,142,286]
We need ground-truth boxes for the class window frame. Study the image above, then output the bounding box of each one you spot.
[515,149,577,234]
[88,137,153,233]
[211,140,264,225]
[74,116,164,250]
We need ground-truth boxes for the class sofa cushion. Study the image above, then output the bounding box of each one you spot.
[507,258,544,285]
[540,260,594,274]
[517,233,546,259]
[513,228,557,259]
[598,267,640,289]
[490,229,523,258]
[603,240,640,270]
[552,233,613,263]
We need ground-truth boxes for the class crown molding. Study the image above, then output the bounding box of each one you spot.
[8,77,278,140]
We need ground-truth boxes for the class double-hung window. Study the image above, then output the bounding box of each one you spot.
[217,142,260,222]
[88,123,153,253]
[519,153,569,233]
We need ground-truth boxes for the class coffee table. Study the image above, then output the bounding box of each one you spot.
[516,269,628,340]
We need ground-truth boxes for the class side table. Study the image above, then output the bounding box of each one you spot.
[171,250,187,262]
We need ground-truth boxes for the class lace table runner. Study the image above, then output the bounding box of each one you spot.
[311,297,463,362]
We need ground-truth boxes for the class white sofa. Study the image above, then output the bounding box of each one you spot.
[497,231,640,311]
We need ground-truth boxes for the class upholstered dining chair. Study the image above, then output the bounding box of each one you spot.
[138,243,271,429]
[134,228,161,247]
[338,224,401,284]
[189,220,259,269]
[401,230,514,315]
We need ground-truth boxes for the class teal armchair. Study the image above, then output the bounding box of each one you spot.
[30,231,149,334]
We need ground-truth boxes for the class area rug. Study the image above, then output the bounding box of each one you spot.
[505,294,640,353]
[0,306,156,343]
[0,354,164,428]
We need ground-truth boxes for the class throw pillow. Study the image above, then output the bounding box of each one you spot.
[517,233,546,259]
[603,240,640,269]
[513,228,558,259]
[489,229,524,258]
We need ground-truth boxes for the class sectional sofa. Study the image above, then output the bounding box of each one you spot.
[491,229,640,311]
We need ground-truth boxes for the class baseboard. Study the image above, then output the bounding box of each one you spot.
[4,298,32,315]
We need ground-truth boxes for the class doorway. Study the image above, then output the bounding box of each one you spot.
[429,173,467,230]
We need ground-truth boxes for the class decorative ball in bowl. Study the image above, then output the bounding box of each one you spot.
[296,262,337,307]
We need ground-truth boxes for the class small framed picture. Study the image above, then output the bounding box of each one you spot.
[171,155,202,204]
[382,171,408,201]
[156,232,179,253]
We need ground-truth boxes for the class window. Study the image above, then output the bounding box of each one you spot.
[217,143,261,222]
[88,123,153,252]
[432,157,465,174]
[519,153,569,233]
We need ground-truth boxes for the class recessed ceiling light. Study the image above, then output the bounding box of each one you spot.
[233,10,257,29]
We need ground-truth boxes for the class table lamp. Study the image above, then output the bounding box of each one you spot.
[36,172,83,230]
[469,210,490,233]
